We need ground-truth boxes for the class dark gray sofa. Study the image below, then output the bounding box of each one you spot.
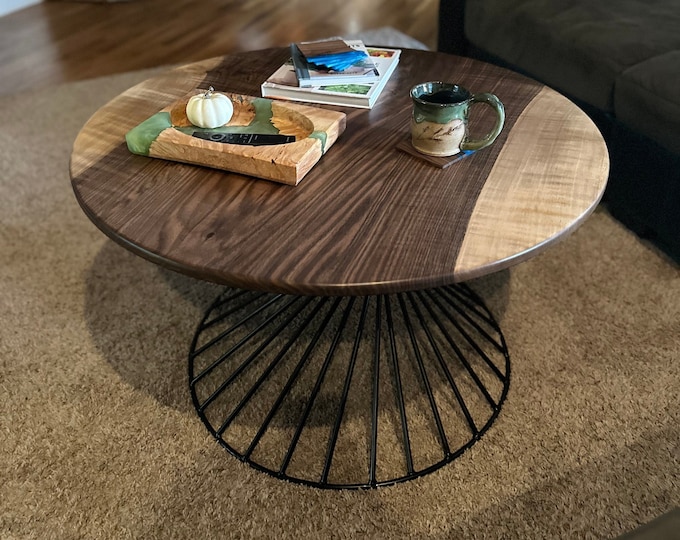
[438,0,680,262]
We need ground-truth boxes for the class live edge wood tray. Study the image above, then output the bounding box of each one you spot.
[125,90,346,185]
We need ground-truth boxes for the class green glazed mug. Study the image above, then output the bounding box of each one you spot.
[410,82,505,157]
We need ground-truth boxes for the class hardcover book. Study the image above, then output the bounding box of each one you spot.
[261,46,401,109]
[296,38,368,71]
[290,38,380,87]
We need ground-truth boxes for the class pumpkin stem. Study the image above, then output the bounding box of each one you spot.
[204,86,214,98]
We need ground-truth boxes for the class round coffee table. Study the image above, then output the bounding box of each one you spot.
[70,48,609,489]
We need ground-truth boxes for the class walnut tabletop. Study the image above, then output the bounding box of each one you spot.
[70,48,609,296]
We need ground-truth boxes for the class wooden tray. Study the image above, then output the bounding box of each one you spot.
[125,90,346,185]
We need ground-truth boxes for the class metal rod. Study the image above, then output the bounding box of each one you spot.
[201,290,266,332]
[214,296,318,436]
[457,283,497,320]
[188,285,511,490]
[200,289,250,324]
[279,297,354,476]
[402,292,451,456]
[196,296,321,414]
[190,295,300,386]
[191,292,284,360]
[243,298,335,459]
[439,286,505,353]
[188,289,254,366]
[423,288,500,406]
[385,295,414,476]
[426,289,507,384]
[369,295,381,486]
[444,285,497,328]
[414,290,480,434]
[320,296,367,484]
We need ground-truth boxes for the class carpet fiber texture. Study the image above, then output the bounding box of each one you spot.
[1,41,679,539]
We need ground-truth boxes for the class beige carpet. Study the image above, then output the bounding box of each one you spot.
[2,57,679,538]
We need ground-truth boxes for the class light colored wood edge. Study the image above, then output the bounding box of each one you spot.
[453,87,610,280]
[70,60,223,179]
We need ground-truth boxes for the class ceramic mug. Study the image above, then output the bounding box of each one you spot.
[410,82,505,157]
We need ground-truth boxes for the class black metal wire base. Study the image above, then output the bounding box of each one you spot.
[188,284,510,489]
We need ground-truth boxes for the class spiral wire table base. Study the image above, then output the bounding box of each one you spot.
[188,284,510,489]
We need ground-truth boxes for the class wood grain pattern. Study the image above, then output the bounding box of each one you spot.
[454,87,610,279]
[131,90,346,185]
[70,49,609,296]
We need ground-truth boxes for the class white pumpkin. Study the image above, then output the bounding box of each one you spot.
[186,87,234,129]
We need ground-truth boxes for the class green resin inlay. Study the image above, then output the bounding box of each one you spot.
[309,131,327,153]
[125,112,172,156]
[126,97,325,155]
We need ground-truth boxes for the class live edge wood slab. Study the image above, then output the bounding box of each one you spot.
[125,91,346,185]
[70,48,610,296]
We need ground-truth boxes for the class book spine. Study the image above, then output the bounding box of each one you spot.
[290,43,310,86]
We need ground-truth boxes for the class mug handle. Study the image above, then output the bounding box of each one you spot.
[460,93,505,152]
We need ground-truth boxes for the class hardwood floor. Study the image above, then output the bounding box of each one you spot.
[0,0,439,97]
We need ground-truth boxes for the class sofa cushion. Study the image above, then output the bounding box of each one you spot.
[614,51,680,155]
[464,0,680,112]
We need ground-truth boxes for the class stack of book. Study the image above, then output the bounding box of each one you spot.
[261,38,401,109]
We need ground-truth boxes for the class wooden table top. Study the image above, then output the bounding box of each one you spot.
[70,48,609,296]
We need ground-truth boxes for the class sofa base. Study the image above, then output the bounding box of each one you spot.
[604,124,680,264]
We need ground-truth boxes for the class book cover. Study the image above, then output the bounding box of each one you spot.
[296,38,367,71]
[291,39,380,87]
[296,38,355,59]
[262,46,401,109]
